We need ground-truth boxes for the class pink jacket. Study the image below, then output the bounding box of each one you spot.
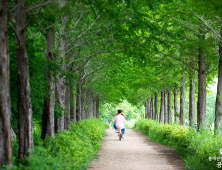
[114,114,125,129]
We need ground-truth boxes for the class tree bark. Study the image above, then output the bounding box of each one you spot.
[180,75,185,125]
[96,96,99,118]
[81,84,85,120]
[155,93,158,121]
[174,85,179,123]
[15,1,33,160]
[164,91,168,124]
[0,0,12,165]
[76,81,81,122]
[150,96,153,119]
[197,45,206,129]
[55,37,67,131]
[64,85,70,129]
[168,90,172,124]
[70,85,76,123]
[145,98,150,119]
[41,29,55,140]
[159,91,164,123]
[189,76,195,127]
[145,100,148,118]
[215,30,222,131]
[86,89,93,118]
[93,98,96,117]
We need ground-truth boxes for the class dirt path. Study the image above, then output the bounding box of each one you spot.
[88,129,184,170]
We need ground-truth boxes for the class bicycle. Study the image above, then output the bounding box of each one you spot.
[117,128,123,141]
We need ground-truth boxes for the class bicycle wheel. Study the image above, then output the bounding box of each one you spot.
[119,133,122,141]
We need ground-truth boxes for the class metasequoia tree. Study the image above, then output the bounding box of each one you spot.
[8,0,56,160]
[0,0,12,165]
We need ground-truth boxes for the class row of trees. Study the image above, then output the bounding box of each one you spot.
[0,0,140,166]
[1,0,222,167]
[122,0,222,130]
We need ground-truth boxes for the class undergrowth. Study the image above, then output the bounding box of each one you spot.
[7,118,108,170]
[133,119,222,170]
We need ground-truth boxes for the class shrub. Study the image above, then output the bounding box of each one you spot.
[7,118,108,170]
[133,119,222,170]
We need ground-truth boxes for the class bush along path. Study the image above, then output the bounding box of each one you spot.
[6,118,108,170]
[88,128,184,170]
[134,119,222,170]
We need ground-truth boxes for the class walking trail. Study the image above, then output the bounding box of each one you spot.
[88,129,184,170]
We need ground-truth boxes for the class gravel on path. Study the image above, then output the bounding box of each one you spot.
[88,128,184,170]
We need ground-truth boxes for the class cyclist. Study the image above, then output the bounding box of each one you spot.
[114,110,126,139]
[113,110,125,132]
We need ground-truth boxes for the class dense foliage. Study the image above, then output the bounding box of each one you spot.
[6,118,108,170]
[134,119,222,170]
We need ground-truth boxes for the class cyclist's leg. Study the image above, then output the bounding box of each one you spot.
[113,123,117,130]
[122,127,125,135]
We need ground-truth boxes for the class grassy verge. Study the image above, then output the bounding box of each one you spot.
[7,118,108,170]
[133,119,222,170]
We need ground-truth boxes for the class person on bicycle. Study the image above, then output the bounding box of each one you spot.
[114,110,126,139]
[113,110,125,133]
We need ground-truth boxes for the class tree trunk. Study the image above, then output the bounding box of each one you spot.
[164,91,168,124]
[159,91,164,123]
[189,77,195,127]
[76,82,81,122]
[0,0,12,165]
[168,90,172,124]
[86,89,93,118]
[70,85,76,123]
[81,84,85,120]
[15,1,33,160]
[41,29,55,139]
[155,93,158,121]
[145,100,148,118]
[55,37,67,131]
[180,75,185,125]
[150,96,153,119]
[174,85,178,123]
[215,30,222,131]
[64,85,70,129]
[93,98,96,117]
[96,96,100,118]
[145,98,150,119]
[197,45,206,129]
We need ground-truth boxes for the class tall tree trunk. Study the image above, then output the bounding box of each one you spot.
[197,45,206,129]
[41,29,55,140]
[86,89,93,118]
[81,84,85,120]
[145,98,150,119]
[168,90,172,124]
[93,98,96,117]
[159,91,164,123]
[64,85,70,129]
[15,1,33,160]
[174,85,178,123]
[70,85,76,123]
[180,75,185,125]
[0,0,12,165]
[96,96,100,118]
[55,37,67,131]
[155,93,158,121]
[76,82,81,122]
[215,30,222,131]
[145,100,148,118]
[164,91,168,124]
[150,96,153,119]
[189,76,195,127]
